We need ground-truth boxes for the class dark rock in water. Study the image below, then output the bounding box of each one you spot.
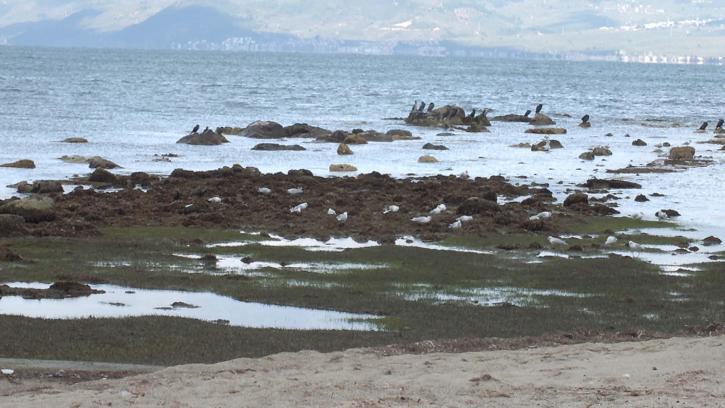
[579,122,592,129]
[583,179,642,189]
[176,129,229,146]
[658,209,681,218]
[252,143,306,151]
[215,127,244,136]
[405,104,488,127]
[31,181,63,194]
[457,197,499,215]
[703,236,722,246]
[89,168,118,184]
[0,281,103,299]
[171,301,199,309]
[351,128,364,134]
[466,124,490,133]
[0,214,28,237]
[635,194,649,202]
[437,132,455,136]
[14,181,33,193]
[386,129,412,138]
[491,114,531,123]
[61,137,89,143]
[343,133,368,144]
[422,143,449,150]
[240,121,287,139]
[0,196,55,223]
[591,204,619,216]
[241,256,254,264]
[632,139,647,146]
[1,159,36,169]
[526,128,567,135]
[531,140,564,151]
[591,147,612,156]
[579,152,595,161]
[337,143,353,155]
[662,142,671,147]
[88,157,120,169]
[564,192,588,207]
[285,123,331,139]
[529,113,556,126]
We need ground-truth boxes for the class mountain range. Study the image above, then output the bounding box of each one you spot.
[0,1,723,58]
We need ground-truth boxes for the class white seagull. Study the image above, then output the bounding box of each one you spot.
[605,236,618,246]
[327,208,337,215]
[336,212,348,223]
[383,205,400,214]
[430,204,447,214]
[290,203,308,213]
[258,187,272,194]
[287,187,304,195]
[457,215,474,223]
[449,220,462,229]
[411,216,432,224]
[548,236,567,246]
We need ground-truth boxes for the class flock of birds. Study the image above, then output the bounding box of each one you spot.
[409,101,594,125]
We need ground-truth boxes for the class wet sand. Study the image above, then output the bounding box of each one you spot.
[3,335,723,407]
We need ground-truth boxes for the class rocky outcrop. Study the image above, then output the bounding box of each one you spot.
[564,193,588,207]
[582,179,642,189]
[405,105,490,128]
[88,156,120,169]
[0,196,55,223]
[89,168,118,184]
[343,134,368,145]
[1,160,36,169]
[529,113,556,126]
[591,147,612,156]
[525,128,567,135]
[337,144,353,155]
[329,164,358,172]
[239,122,330,139]
[422,143,449,150]
[176,130,229,146]
[60,155,91,164]
[668,146,695,161]
[18,180,64,194]
[418,155,439,163]
[0,214,28,237]
[252,143,306,151]
[457,197,499,216]
[632,139,647,146]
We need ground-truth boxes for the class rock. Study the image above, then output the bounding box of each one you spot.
[525,128,567,135]
[703,236,722,246]
[635,194,649,202]
[418,155,439,163]
[531,140,564,151]
[88,156,120,169]
[564,192,588,207]
[579,122,592,129]
[176,129,229,146]
[343,133,368,145]
[632,139,647,146]
[59,155,90,164]
[0,160,35,169]
[31,181,63,194]
[583,179,642,189]
[61,137,88,143]
[668,146,695,160]
[215,127,244,136]
[491,114,531,123]
[285,123,331,139]
[329,164,358,172]
[130,172,157,187]
[89,168,118,183]
[0,196,55,223]
[422,143,449,150]
[386,129,412,138]
[252,143,306,151]
[457,197,499,216]
[591,147,612,156]
[529,113,556,126]
[240,121,287,139]
[0,214,28,237]
[579,152,595,160]
[657,209,681,218]
[466,124,490,133]
[337,143,353,155]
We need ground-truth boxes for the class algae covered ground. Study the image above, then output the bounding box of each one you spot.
[0,215,723,366]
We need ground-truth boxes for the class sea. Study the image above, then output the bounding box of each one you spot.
[1,46,724,239]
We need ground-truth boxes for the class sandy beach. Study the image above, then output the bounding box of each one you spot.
[2,335,723,407]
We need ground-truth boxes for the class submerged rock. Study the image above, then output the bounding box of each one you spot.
[0,160,35,169]
[422,143,449,150]
[329,164,358,172]
[343,133,368,145]
[703,236,722,246]
[526,128,567,135]
[635,194,649,202]
[418,155,439,163]
[240,121,287,139]
[529,113,556,126]
[61,137,88,144]
[531,140,564,151]
[89,168,118,184]
[88,156,120,169]
[252,143,306,151]
[583,179,642,189]
[337,143,353,155]
[591,147,612,156]
[632,139,647,146]
[491,113,531,123]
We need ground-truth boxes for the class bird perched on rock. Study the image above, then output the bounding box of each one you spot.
[290,203,308,213]
[535,104,544,114]
[327,208,336,215]
[524,109,532,118]
[581,114,590,124]
[427,102,435,112]
[411,101,419,112]
[605,236,618,246]
[457,215,474,223]
[203,126,210,133]
[548,236,567,246]
[287,187,304,195]
[449,220,462,229]
[336,212,348,223]
[530,211,552,221]
[191,124,200,133]
[627,241,642,251]
[715,119,724,132]
[418,102,426,112]
[698,121,709,131]
[411,216,432,224]
[258,187,272,194]
[468,109,476,119]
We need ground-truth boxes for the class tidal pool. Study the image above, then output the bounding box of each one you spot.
[0,282,382,331]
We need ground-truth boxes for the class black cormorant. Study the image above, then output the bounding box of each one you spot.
[468,109,476,118]
[524,109,532,117]
[535,104,543,114]
[581,114,590,123]
[418,101,426,112]
[203,126,209,133]
[427,102,435,112]
[699,121,709,131]
[715,119,723,129]
[192,124,200,133]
